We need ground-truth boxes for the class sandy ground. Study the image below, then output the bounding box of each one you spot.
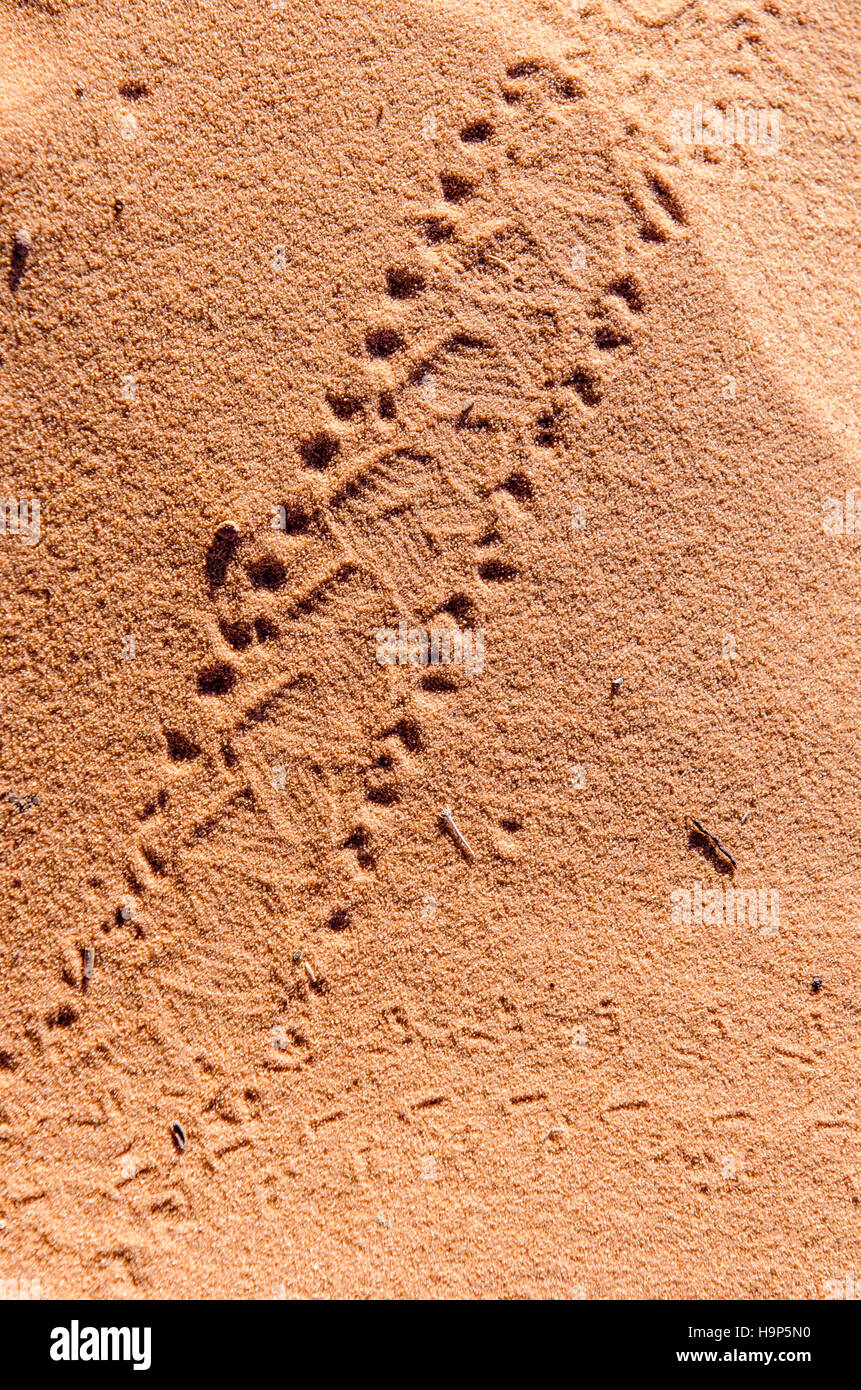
[0,0,859,1299]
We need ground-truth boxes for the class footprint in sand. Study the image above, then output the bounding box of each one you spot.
[106,47,687,949]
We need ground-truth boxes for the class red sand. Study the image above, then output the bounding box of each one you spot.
[1,0,859,1298]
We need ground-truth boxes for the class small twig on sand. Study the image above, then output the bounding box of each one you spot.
[440,805,475,861]
[685,815,737,871]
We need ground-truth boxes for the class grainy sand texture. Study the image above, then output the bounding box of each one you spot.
[1,0,860,1299]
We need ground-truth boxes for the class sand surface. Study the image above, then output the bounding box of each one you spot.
[1,0,860,1299]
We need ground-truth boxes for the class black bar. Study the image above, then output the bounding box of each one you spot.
[0,1299,853,1377]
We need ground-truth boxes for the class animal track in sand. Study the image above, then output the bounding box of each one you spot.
[105,46,683,968]
[298,430,341,470]
[385,265,426,300]
[607,274,645,314]
[197,660,237,697]
[477,558,518,584]
[365,326,406,359]
[461,118,495,144]
[439,172,477,204]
